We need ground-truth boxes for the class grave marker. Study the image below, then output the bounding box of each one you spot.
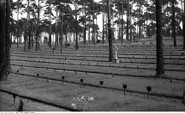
[170,79,173,83]
[62,76,65,84]
[147,86,152,98]
[80,79,84,86]
[62,76,65,80]
[100,81,104,90]
[13,94,16,104]
[123,84,127,95]
[37,74,39,79]
[18,99,23,111]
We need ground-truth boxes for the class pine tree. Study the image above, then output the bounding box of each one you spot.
[183,0,185,50]
[156,0,164,78]
[107,0,113,62]
[0,0,10,80]
[172,0,177,47]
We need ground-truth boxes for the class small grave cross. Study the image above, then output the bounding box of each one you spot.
[123,84,127,95]
[62,76,65,84]
[147,86,152,98]
[100,81,104,90]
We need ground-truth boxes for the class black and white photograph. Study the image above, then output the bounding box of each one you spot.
[0,0,185,111]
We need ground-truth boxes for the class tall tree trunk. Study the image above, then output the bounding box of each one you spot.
[156,0,164,78]
[102,2,105,44]
[118,22,121,41]
[65,34,68,45]
[60,13,64,53]
[88,24,90,43]
[121,0,124,43]
[6,0,10,77]
[107,0,113,62]
[48,2,52,49]
[55,10,58,48]
[16,0,19,48]
[0,0,10,80]
[138,6,141,40]
[28,0,31,50]
[183,0,185,50]
[0,2,6,80]
[96,17,98,41]
[92,0,95,45]
[130,27,132,43]
[106,14,108,41]
[10,32,12,48]
[126,0,130,41]
[75,0,79,50]
[129,9,132,43]
[36,0,40,51]
[24,24,27,51]
[172,0,177,47]
[9,9,12,48]
[83,2,87,44]
[31,24,34,47]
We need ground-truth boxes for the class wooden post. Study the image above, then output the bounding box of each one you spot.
[147,86,152,98]
[80,79,83,87]
[13,94,16,104]
[18,99,23,111]
[100,81,103,91]
[62,76,65,84]
[123,84,127,95]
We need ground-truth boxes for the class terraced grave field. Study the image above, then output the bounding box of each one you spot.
[0,42,185,111]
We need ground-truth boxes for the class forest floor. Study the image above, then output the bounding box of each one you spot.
[0,37,185,111]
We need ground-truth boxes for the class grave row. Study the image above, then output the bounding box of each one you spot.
[13,70,185,101]
[11,57,185,72]
[11,62,185,81]
[11,48,185,59]
[0,87,80,111]
[11,54,185,66]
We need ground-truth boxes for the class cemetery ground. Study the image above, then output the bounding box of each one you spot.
[0,37,185,111]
